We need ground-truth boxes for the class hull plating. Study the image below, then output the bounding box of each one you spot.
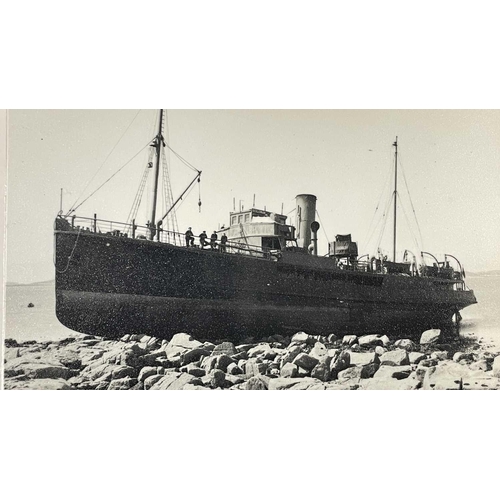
[54,225,477,340]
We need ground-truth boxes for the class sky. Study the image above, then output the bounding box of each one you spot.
[6,109,500,283]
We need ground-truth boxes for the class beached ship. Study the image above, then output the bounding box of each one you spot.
[54,111,477,341]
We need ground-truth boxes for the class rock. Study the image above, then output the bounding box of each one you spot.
[214,354,235,372]
[201,369,226,389]
[422,362,469,390]
[4,378,72,390]
[248,343,270,357]
[374,346,387,356]
[330,350,350,373]
[379,335,391,346]
[358,335,383,348]
[430,351,449,361]
[291,332,313,344]
[181,347,211,365]
[337,366,364,383]
[380,349,409,366]
[244,376,269,390]
[311,361,330,382]
[108,377,137,390]
[342,335,357,346]
[469,359,489,371]
[452,352,473,363]
[225,374,245,386]
[327,334,338,343]
[201,356,218,373]
[212,342,237,356]
[269,377,320,390]
[144,374,165,390]
[226,363,243,375]
[151,372,202,390]
[281,345,303,365]
[493,356,500,378]
[409,352,427,364]
[111,365,137,379]
[361,373,420,390]
[373,365,412,380]
[309,342,328,362]
[168,333,202,350]
[349,352,379,367]
[186,365,206,377]
[420,329,442,345]
[419,358,438,368]
[293,353,319,371]
[394,339,415,351]
[4,357,74,380]
[281,362,298,378]
[461,373,500,390]
[245,358,267,377]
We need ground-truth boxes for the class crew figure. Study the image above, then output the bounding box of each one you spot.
[185,227,194,247]
[210,231,218,250]
[199,230,209,247]
[220,233,228,253]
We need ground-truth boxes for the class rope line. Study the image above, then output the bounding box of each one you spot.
[67,110,142,214]
[66,138,152,215]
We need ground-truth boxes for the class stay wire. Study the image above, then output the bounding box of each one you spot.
[67,110,142,214]
[67,138,153,215]
[315,209,330,245]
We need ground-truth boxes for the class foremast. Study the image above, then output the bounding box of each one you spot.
[393,136,398,262]
[149,110,165,240]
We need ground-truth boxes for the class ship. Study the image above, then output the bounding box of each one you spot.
[54,110,477,341]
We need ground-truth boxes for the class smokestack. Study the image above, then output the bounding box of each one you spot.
[295,194,317,250]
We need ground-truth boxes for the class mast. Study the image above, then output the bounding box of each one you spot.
[149,109,164,240]
[393,136,398,262]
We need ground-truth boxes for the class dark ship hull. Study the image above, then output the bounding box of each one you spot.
[54,217,477,342]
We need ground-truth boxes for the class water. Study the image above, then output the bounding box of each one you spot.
[4,277,500,347]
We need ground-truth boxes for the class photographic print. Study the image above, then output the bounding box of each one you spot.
[3,109,500,390]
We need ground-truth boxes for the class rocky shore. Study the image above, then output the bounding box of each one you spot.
[4,329,500,390]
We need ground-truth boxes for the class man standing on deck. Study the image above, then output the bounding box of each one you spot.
[210,231,218,250]
[185,227,194,247]
[199,230,209,248]
[220,233,228,253]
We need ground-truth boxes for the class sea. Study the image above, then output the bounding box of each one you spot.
[3,276,500,348]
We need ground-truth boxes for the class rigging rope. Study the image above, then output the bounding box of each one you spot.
[397,192,422,251]
[67,110,142,214]
[66,138,152,216]
[315,210,330,246]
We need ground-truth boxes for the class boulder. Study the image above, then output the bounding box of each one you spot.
[293,353,319,371]
[419,358,438,368]
[144,374,165,390]
[291,332,313,344]
[330,350,350,373]
[245,358,267,377]
[337,366,364,383]
[244,376,269,390]
[373,365,412,380]
[281,345,303,365]
[469,359,489,372]
[108,377,137,390]
[269,377,319,390]
[493,356,500,378]
[281,363,298,378]
[226,363,243,376]
[342,335,358,346]
[186,365,206,378]
[361,373,420,390]
[379,349,409,366]
[394,339,416,351]
[311,361,331,382]
[452,352,473,363]
[358,335,383,348]
[409,352,427,364]
[430,351,449,361]
[349,352,379,367]
[181,347,212,365]
[214,355,235,372]
[4,378,72,390]
[422,362,469,390]
[4,356,74,380]
[309,342,329,362]
[379,335,391,347]
[420,329,442,345]
[327,334,338,344]
[138,366,160,382]
[168,333,202,350]
[201,369,226,389]
[374,346,387,356]
[211,341,237,356]
[152,372,202,390]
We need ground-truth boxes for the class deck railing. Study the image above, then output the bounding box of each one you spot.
[62,215,273,260]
